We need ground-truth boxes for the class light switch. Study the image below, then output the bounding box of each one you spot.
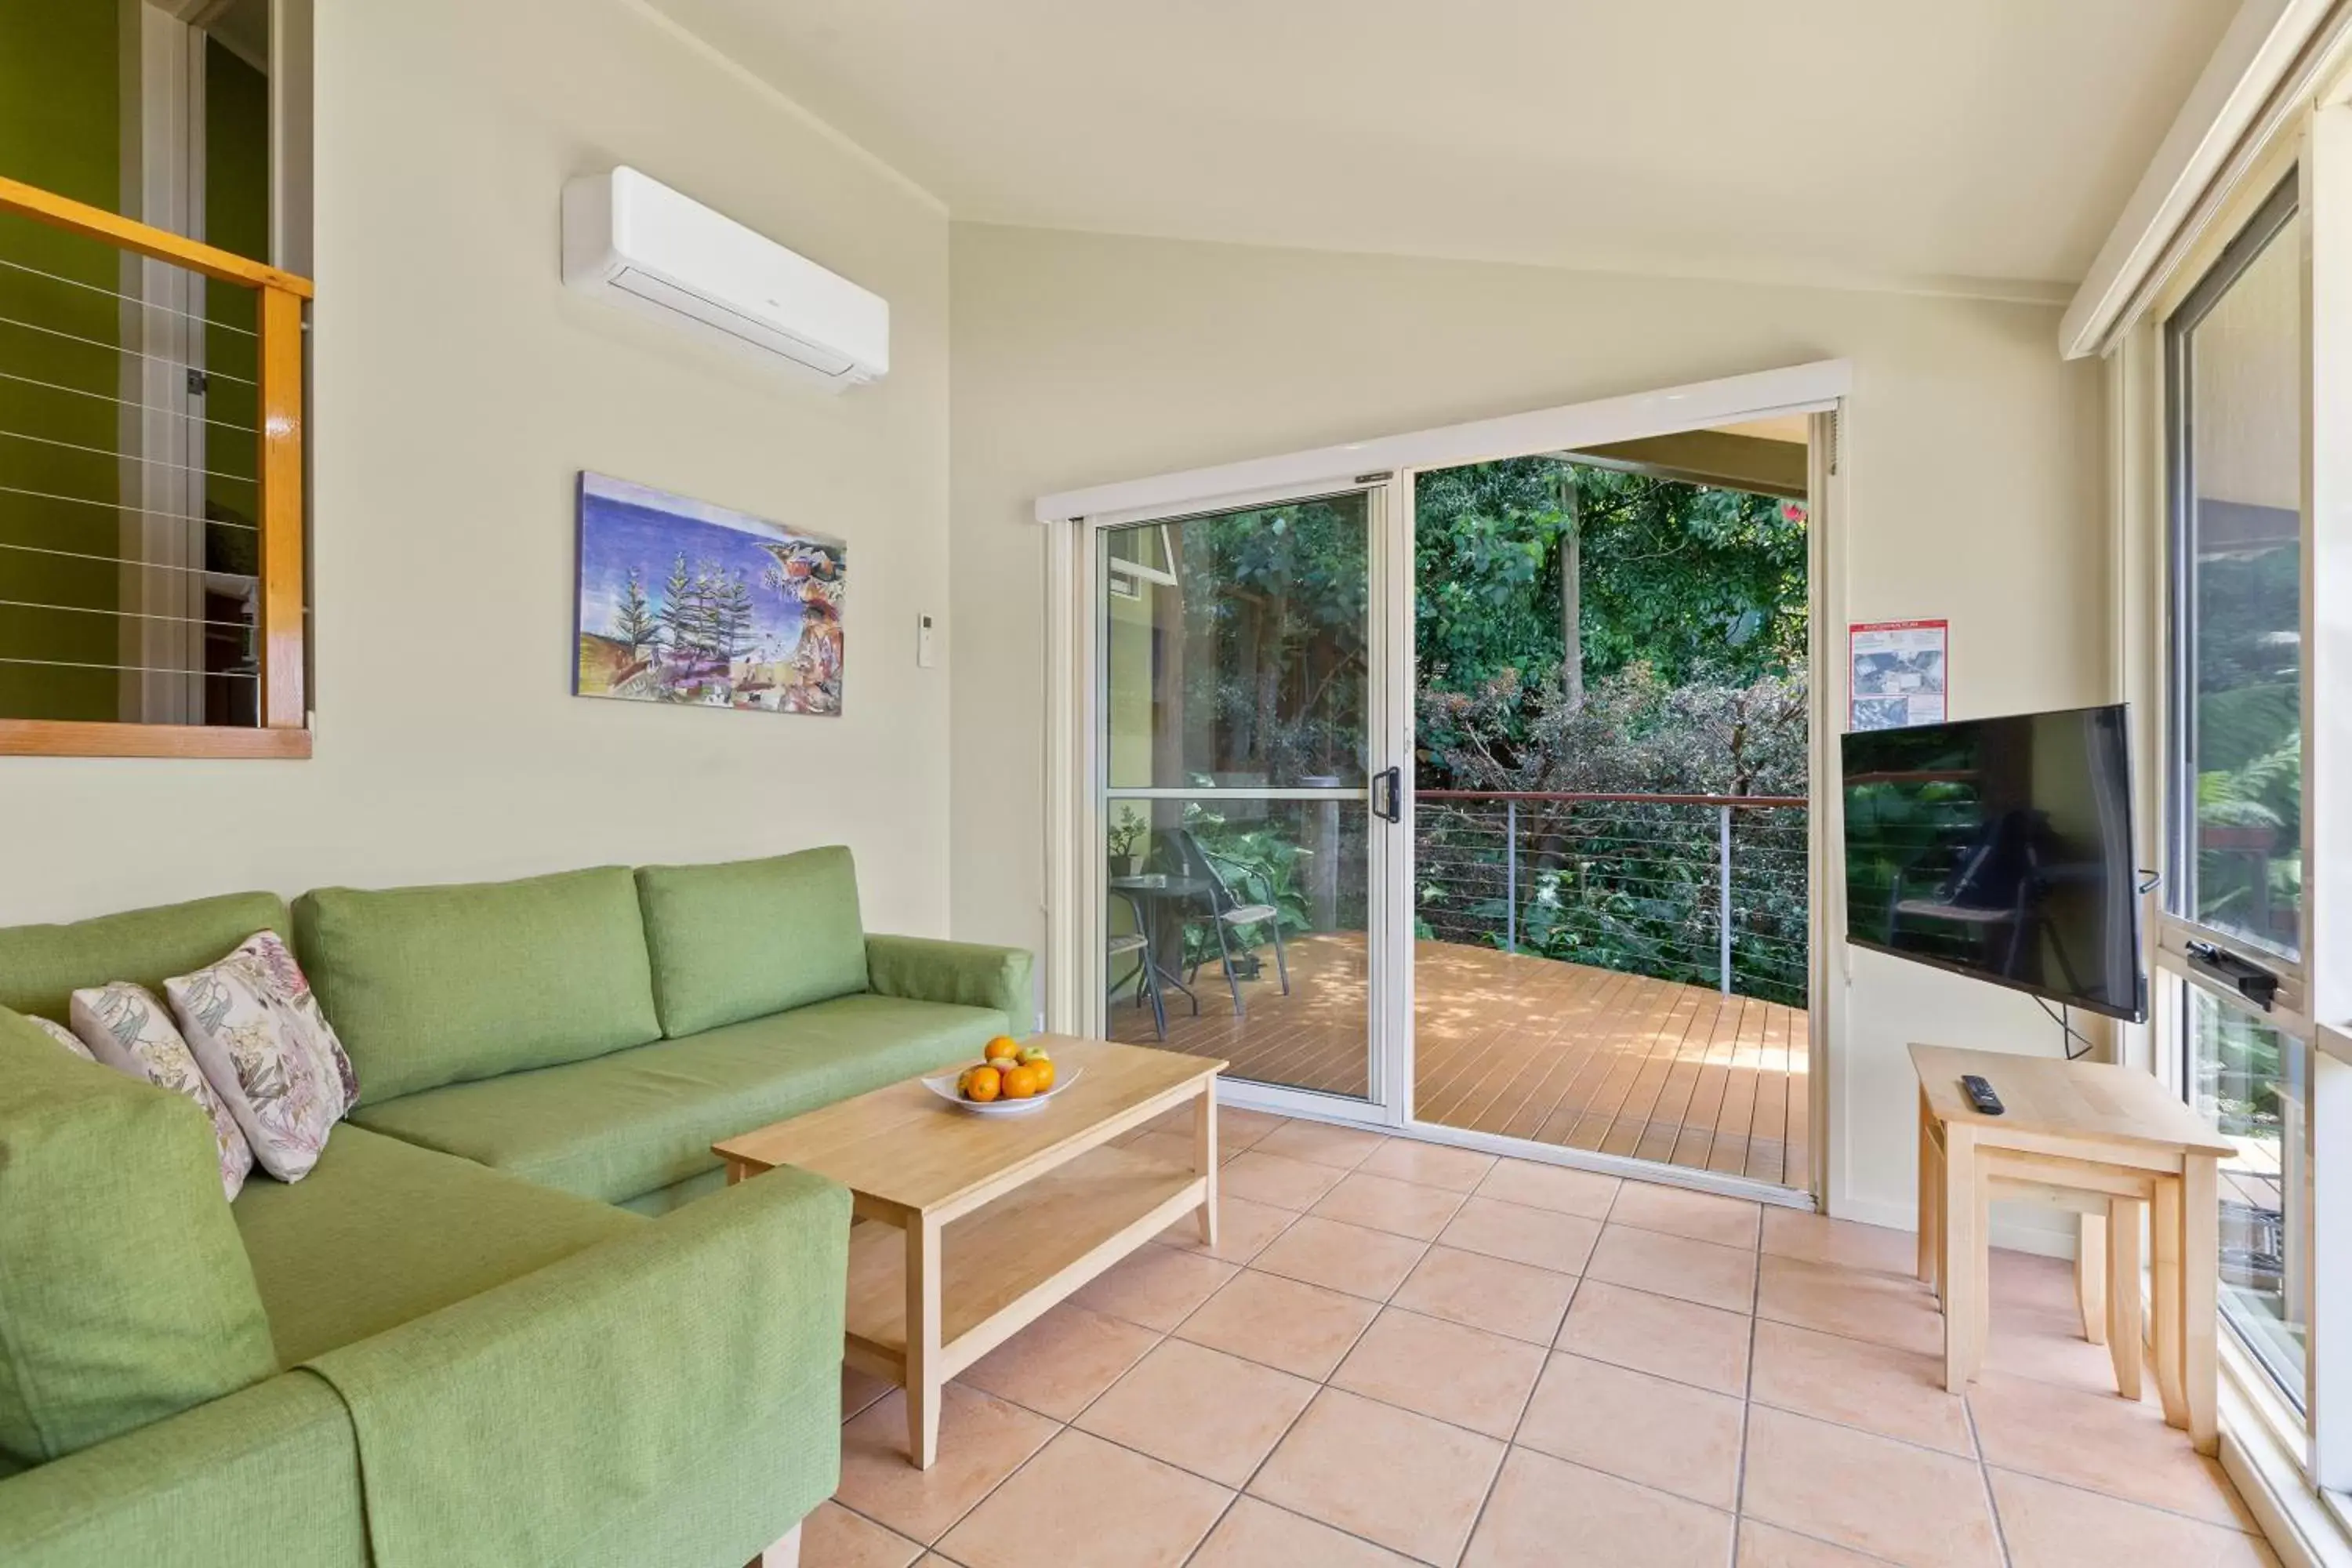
[917,613,938,669]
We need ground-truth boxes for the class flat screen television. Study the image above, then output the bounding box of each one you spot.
[1842,703,2145,1022]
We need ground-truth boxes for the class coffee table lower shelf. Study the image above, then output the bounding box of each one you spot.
[842,1142,1208,1446]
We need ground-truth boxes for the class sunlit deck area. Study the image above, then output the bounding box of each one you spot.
[1109,932,1810,1189]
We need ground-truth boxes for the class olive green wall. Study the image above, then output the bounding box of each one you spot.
[0,5,121,719]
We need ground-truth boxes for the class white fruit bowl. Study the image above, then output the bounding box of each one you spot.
[920,1064,1083,1116]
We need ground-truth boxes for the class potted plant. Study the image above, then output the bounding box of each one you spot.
[1108,806,1149,877]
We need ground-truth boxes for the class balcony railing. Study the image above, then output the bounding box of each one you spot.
[1415,789,1809,1006]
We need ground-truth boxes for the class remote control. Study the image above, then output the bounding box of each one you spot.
[1961,1074,2004,1116]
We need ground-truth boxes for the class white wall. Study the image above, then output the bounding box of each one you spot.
[0,0,953,935]
[947,223,2110,1229]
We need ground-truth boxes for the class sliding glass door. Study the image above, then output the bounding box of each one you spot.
[1096,487,1392,1109]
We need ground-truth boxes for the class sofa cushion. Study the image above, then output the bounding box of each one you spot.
[233,1125,641,1366]
[0,891,290,1022]
[0,1008,277,1465]
[349,992,1005,1203]
[166,931,359,1183]
[635,847,869,1037]
[293,866,661,1101]
[71,982,256,1201]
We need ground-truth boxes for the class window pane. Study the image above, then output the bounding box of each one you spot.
[2183,982,2307,1400]
[2179,207,2303,956]
[1102,495,1370,789]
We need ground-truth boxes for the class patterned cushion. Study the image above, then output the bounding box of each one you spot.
[25,1014,93,1062]
[69,982,256,1200]
[166,932,359,1182]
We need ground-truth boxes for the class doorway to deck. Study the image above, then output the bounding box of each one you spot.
[1051,364,1842,1204]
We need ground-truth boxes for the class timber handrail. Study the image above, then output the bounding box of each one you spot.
[1417,789,1808,808]
[0,174,312,759]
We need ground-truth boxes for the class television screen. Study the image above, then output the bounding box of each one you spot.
[1842,703,2144,1021]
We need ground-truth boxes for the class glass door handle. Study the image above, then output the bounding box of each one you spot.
[1373,767,1403,823]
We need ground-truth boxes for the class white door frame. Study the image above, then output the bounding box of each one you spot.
[1039,359,1853,1197]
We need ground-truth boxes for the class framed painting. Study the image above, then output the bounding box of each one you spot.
[573,472,846,714]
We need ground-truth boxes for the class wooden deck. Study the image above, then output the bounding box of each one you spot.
[1109,932,1809,1189]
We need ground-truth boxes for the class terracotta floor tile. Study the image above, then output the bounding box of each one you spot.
[1967,1370,2258,1530]
[1175,1269,1381,1380]
[1436,1196,1601,1274]
[1158,1193,1298,1265]
[1555,1279,1751,1396]
[1991,1468,2280,1568]
[1984,1298,2160,1401]
[1220,1149,1348,1210]
[1309,1171,1468,1240]
[843,1365,895,1422]
[1989,1247,2080,1313]
[1356,1139,1497,1192]
[1584,1223,1757,1312]
[1187,1497,1417,1566]
[1122,1128,1205,1171]
[802,1501,924,1568]
[1750,1318,1975,1457]
[1250,1214,1428,1301]
[1472,1156,1621,1220]
[936,1428,1230,1568]
[954,1302,1160,1421]
[1606,1181,1762,1249]
[833,1385,1058,1544]
[1391,1245,1577,1344]
[1513,1352,1744,1508]
[1248,1388,1506,1565]
[1074,1338,1317,1487]
[1068,1243,1238,1332]
[1756,1252,1944,1356]
[1461,1447,1733,1568]
[1736,1519,1893,1566]
[1740,1406,2002,1568]
[1217,1109,1290,1151]
[1759,1209,1918,1277]
[1252,1119,1388,1169]
[1328,1307,1548,1439]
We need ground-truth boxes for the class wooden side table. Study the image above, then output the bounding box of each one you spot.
[1911,1042,2235,1454]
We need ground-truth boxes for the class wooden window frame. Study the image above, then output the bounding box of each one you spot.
[0,173,311,760]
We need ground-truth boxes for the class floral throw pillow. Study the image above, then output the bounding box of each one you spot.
[165,931,358,1182]
[27,1014,94,1062]
[69,982,255,1201]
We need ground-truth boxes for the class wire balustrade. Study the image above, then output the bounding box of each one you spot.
[1414,790,1809,1006]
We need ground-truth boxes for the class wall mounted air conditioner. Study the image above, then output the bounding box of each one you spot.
[561,165,888,393]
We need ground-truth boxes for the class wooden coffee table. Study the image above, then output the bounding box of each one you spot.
[713,1036,1226,1468]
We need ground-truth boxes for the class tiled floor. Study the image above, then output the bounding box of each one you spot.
[810,1111,2278,1568]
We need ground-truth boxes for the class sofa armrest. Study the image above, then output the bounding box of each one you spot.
[300,1166,849,1568]
[0,1372,367,1568]
[866,933,1034,1029]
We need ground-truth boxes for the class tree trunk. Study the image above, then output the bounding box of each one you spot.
[1559,478,1584,714]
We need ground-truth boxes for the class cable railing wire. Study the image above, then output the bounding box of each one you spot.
[0,480,257,532]
[0,311,257,387]
[0,539,255,578]
[1414,789,1809,1006]
[0,253,259,337]
[0,597,256,633]
[0,366,260,437]
[0,426,256,485]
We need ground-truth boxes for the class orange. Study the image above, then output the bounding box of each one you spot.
[1028,1058,1056,1092]
[983,1036,1021,1063]
[960,1065,1002,1102]
[1000,1063,1042,1099]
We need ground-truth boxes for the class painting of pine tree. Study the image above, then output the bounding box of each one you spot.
[574,472,846,713]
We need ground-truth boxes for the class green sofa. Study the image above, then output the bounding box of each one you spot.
[0,848,1033,1568]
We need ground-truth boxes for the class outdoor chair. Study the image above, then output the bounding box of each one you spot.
[1107,888,1167,1039]
[1165,829,1290,1014]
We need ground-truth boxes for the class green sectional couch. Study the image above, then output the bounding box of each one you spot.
[0,848,1033,1568]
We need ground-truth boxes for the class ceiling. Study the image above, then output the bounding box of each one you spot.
[648,0,2238,299]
